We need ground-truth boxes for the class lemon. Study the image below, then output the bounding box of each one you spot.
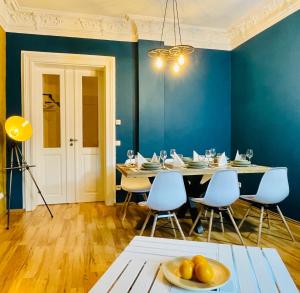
[179,259,194,280]
[192,255,208,267]
[194,263,214,283]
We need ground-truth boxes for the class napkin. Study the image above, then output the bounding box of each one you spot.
[235,150,241,160]
[193,150,200,162]
[151,152,159,163]
[125,159,135,165]
[201,175,212,184]
[137,152,147,168]
[173,152,185,167]
[218,152,227,167]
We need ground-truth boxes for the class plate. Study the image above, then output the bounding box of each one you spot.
[187,165,207,169]
[162,256,231,291]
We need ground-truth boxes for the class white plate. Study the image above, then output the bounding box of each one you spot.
[162,256,231,291]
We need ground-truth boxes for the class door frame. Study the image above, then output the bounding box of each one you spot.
[22,51,116,211]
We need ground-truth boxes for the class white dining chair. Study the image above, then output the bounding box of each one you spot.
[139,171,187,239]
[121,175,151,221]
[188,170,244,245]
[238,167,295,245]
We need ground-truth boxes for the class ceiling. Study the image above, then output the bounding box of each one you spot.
[18,0,264,29]
[1,0,299,50]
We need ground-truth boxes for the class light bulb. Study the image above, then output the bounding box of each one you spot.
[178,54,185,65]
[173,63,180,73]
[155,56,164,69]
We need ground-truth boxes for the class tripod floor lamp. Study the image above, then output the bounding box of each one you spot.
[5,116,53,229]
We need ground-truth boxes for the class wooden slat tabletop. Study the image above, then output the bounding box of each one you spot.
[89,236,298,293]
[117,164,270,178]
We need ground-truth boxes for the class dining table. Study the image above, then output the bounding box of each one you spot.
[117,163,270,178]
[89,236,298,293]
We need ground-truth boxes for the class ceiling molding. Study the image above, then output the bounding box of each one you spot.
[0,0,299,50]
[229,0,300,49]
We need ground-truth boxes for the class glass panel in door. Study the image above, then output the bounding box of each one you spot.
[82,76,99,147]
[42,74,61,148]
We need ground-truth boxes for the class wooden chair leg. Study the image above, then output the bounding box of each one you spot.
[150,214,158,237]
[139,210,151,236]
[276,205,295,242]
[122,192,132,221]
[257,206,264,246]
[142,193,148,201]
[219,211,224,233]
[238,205,251,229]
[121,192,130,212]
[168,211,177,238]
[173,213,186,240]
[204,209,208,218]
[189,206,203,236]
[207,209,214,242]
[266,209,271,229]
[227,207,245,245]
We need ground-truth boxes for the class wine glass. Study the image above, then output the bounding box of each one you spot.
[205,149,212,165]
[205,149,211,159]
[170,149,176,158]
[127,149,134,165]
[210,148,216,158]
[160,150,167,169]
[246,149,253,162]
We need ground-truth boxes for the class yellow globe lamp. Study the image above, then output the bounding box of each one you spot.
[5,116,33,142]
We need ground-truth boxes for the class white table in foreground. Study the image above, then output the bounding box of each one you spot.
[89,236,298,293]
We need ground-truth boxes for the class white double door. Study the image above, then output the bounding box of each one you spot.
[33,65,104,204]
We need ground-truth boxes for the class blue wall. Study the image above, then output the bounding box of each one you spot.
[6,34,231,208]
[138,40,231,157]
[232,10,300,220]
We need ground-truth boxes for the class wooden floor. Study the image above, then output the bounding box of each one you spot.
[0,200,299,292]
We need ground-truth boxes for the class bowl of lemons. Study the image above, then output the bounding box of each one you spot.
[162,255,230,291]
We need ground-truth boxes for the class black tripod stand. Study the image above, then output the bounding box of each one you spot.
[5,142,53,229]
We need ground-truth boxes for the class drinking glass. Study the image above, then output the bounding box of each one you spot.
[170,149,176,158]
[246,149,253,162]
[127,149,134,165]
[160,150,167,169]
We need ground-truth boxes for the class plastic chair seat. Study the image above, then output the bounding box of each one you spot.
[240,194,271,204]
[121,178,151,193]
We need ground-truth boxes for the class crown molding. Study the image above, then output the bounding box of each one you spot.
[229,0,300,49]
[0,0,299,50]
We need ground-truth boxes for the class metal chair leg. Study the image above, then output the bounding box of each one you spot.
[227,207,245,245]
[169,211,177,238]
[276,205,295,242]
[207,209,214,242]
[173,213,186,240]
[140,210,151,236]
[257,206,264,246]
[122,192,132,221]
[238,206,251,228]
[189,206,203,236]
[229,206,235,215]
[204,209,208,218]
[219,211,224,233]
[150,214,158,237]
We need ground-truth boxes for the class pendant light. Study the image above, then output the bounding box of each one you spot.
[148,0,194,73]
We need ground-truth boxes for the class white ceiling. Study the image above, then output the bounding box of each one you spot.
[1,0,299,50]
[18,0,264,29]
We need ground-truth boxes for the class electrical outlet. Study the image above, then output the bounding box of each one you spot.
[0,192,4,200]
[115,140,121,146]
[115,119,121,125]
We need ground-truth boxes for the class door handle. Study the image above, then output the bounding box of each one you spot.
[69,138,78,146]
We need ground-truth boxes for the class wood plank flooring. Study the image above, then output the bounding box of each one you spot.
[0,200,299,292]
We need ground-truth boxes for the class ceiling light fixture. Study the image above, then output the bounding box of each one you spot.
[148,0,194,73]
